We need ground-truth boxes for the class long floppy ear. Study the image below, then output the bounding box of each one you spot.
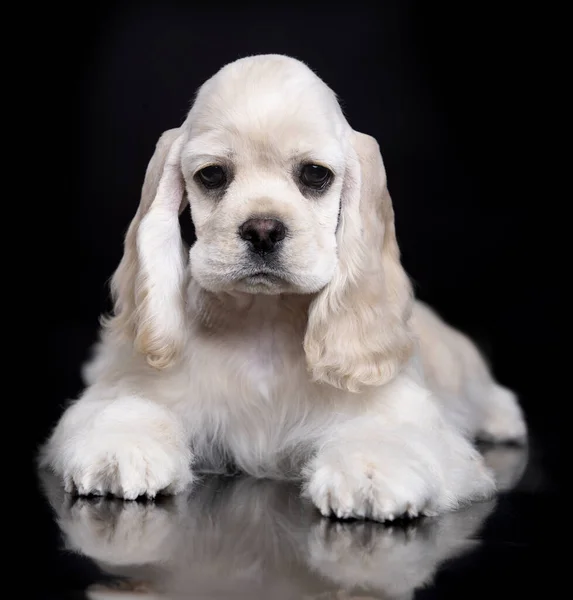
[304,131,414,392]
[105,128,189,369]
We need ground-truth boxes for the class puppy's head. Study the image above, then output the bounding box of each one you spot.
[184,55,348,296]
[109,55,414,390]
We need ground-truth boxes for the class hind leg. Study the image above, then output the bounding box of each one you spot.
[476,384,527,444]
[413,302,527,446]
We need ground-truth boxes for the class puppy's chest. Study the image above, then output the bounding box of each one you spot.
[195,323,308,403]
[241,333,283,398]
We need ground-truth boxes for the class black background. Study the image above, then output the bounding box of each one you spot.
[28,1,564,595]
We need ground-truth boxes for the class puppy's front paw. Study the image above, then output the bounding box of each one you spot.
[303,430,496,523]
[41,397,194,500]
[65,435,193,500]
[303,450,441,522]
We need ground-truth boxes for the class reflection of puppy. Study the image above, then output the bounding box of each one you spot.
[40,445,528,600]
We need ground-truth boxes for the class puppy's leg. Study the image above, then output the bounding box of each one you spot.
[474,383,527,444]
[39,388,193,499]
[413,302,526,445]
[303,380,495,522]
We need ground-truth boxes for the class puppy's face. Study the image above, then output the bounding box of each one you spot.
[182,58,350,295]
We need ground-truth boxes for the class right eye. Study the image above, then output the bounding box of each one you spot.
[196,165,227,189]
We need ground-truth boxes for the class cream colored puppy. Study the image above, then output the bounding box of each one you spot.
[40,54,526,521]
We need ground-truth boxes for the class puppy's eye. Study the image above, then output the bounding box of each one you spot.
[196,165,227,189]
[300,164,332,189]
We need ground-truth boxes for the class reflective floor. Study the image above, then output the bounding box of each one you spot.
[34,440,562,599]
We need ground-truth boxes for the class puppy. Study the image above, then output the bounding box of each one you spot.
[40,54,526,521]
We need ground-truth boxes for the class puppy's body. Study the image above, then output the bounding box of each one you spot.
[41,55,526,521]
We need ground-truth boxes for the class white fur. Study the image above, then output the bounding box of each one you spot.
[39,54,527,521]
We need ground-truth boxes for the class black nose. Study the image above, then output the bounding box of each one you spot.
[238,218,287,254]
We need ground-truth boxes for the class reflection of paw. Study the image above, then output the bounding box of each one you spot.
[58,495,185,565]
[306,500,500,598]
[41,397,193,499]
[309,518,425,563]
[307,518,436,597]
[477,385,527,444]
[87,580,156,600]
[304,450,441,521]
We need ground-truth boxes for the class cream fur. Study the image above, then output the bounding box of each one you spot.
[39,54,527,520]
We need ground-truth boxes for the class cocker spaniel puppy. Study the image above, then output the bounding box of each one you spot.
[40,54,526,521]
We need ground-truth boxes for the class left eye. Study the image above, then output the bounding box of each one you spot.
[299,164,333,189]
